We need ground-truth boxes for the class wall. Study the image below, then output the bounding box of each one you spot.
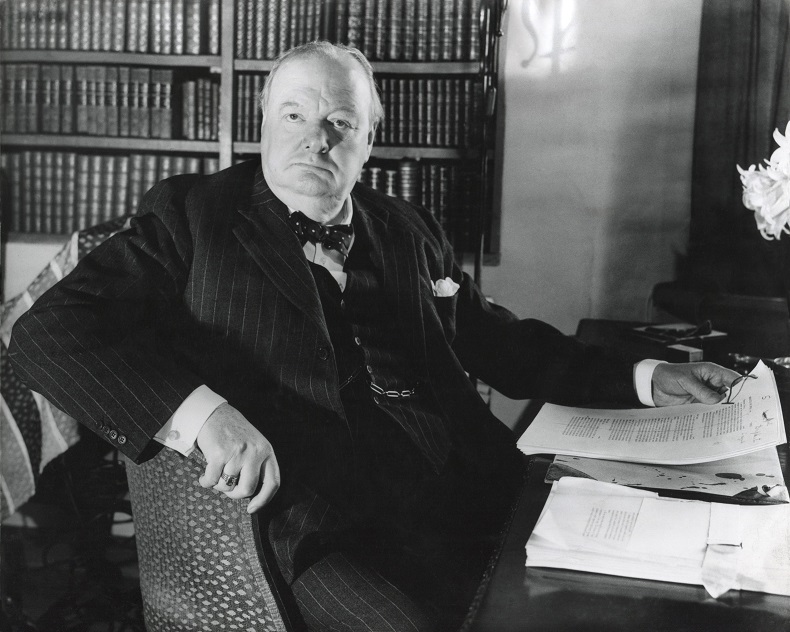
[487,0,703,425]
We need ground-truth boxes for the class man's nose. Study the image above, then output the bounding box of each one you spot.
[304,123,329,154]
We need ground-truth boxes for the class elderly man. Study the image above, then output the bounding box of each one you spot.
[10,42,739,631]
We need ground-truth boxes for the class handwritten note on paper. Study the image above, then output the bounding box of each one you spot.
[517,362,786,465]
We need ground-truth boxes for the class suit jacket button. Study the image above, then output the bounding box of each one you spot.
[102,425,111,435]
[109,430,118,440]
[117,435,127,445]
[317,346,329,360]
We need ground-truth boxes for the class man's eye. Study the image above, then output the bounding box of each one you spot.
[332,120,351,129]
[285,113,301,121]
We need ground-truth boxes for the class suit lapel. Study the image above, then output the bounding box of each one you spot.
[233,169,329,340]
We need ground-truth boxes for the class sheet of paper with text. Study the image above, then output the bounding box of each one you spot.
[517,361,786,465]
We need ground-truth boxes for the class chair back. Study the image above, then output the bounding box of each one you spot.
[125,448,301,632]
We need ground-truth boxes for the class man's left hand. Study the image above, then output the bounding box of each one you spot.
[652,362,741,406]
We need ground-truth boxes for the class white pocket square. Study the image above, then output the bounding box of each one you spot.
[431,277,460,297]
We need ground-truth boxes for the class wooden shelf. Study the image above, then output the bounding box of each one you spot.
[0,50,221,67]
[2,135,220,153]
[5,231,70,245]
[234,59,479,74]
[233,142,475,160]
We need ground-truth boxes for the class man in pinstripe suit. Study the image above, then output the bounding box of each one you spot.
[10,42,739,631]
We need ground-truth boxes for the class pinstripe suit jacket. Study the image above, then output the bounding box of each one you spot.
[9,160,638,481]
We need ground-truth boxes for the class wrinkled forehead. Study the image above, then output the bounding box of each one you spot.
[268,55,372,114]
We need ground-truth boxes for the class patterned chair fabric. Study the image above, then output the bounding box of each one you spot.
[125,448,303,632]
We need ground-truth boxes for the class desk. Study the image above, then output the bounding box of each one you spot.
[465,449,790,632]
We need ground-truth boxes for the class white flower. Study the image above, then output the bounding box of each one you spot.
[738,121,790,240]
[432,277,460,297]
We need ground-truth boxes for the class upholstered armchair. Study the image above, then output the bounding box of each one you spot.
[125,447,304,632]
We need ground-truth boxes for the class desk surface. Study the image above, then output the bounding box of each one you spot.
[466,450,790,632]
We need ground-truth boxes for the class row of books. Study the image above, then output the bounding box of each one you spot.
[0,0,221,54]
[1,150,219,234]
[235,74,483,148]
[359,158,480,250]
[235,0,481,61]
[3,64,219,140]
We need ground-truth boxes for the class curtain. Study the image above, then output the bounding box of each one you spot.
[682,0,790,296]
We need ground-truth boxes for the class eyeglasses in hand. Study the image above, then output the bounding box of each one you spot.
[723,373,757,404]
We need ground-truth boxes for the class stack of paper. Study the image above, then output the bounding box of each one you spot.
[517,361,787,502]
[526,478,790,598]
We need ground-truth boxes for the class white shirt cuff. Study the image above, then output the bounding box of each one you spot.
[634,359,666,407]
[153,385,227,455]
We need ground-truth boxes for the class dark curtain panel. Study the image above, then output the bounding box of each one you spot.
[682,0,790,296]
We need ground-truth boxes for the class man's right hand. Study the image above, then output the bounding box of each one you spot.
[196,403,280,513]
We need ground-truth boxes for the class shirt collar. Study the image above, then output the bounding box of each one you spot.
[286,197,353,227]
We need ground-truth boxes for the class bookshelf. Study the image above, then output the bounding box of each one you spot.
[0,0,505,265]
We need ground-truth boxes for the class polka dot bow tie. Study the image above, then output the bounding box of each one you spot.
[287,210,354,258]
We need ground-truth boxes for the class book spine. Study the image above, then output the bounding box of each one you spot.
[195,77,205,139]
[150,0,163,53]
[87,153,102,227]
[161,0,172,54]
[105,65,119,136]
[118,66,130,136]
[60,64,74,133]
[277,0,288,54]
[17,64,28,132]
[184,0,200,54]
[469,0,480,60]
[306,0,316,42]
[414,0,428,61]
[126,0,139,51]
[46,0,58,49]
[334,0,347,46]
[150,68,163,137]
[110,0,125,51]
[417,77,426,146]
[17,0,28,49]
[209,77,219,140]
[60,152,76,232]
[440,0,453,60]
[55,0,68,49]
[3,65,15,133]
[234,0,245,57]
[41,151,54,233]
[171,0,184,53]
[461,78,471,147]
[36,0,48,50]
[84,65,96,134]
[264,0,277,58]
[39,64,53,132]
[425,78,434,146]
[427,0,439,61]
[387,0,401,60]
[288,0,298,47]
[88,0,100,49]
[95,65,107,135]
[158,153,171,180]
[245,0,254,57]
[101,154,115,223]
[115,154,130,218]
[253,0,264,58]
[436,79,446,146]
[137,0,149,52]
[31,151,43,232]
[128,153,143,213]
[236,74,246,141]
[160,69,173,139]
[397,78,406,145]
[27,64,40,133]
[346,0,363,49]
[141,153,158,195]
[185,156,200,173]
[208,0,220,55]
[78,0,90,49]
[360,0,374,57]
[402,0,415,60]
[406,78,416,146]
[453,0,465,60]
[181,79,195,139]
[53,151,66,232]
[100,0,112,50]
